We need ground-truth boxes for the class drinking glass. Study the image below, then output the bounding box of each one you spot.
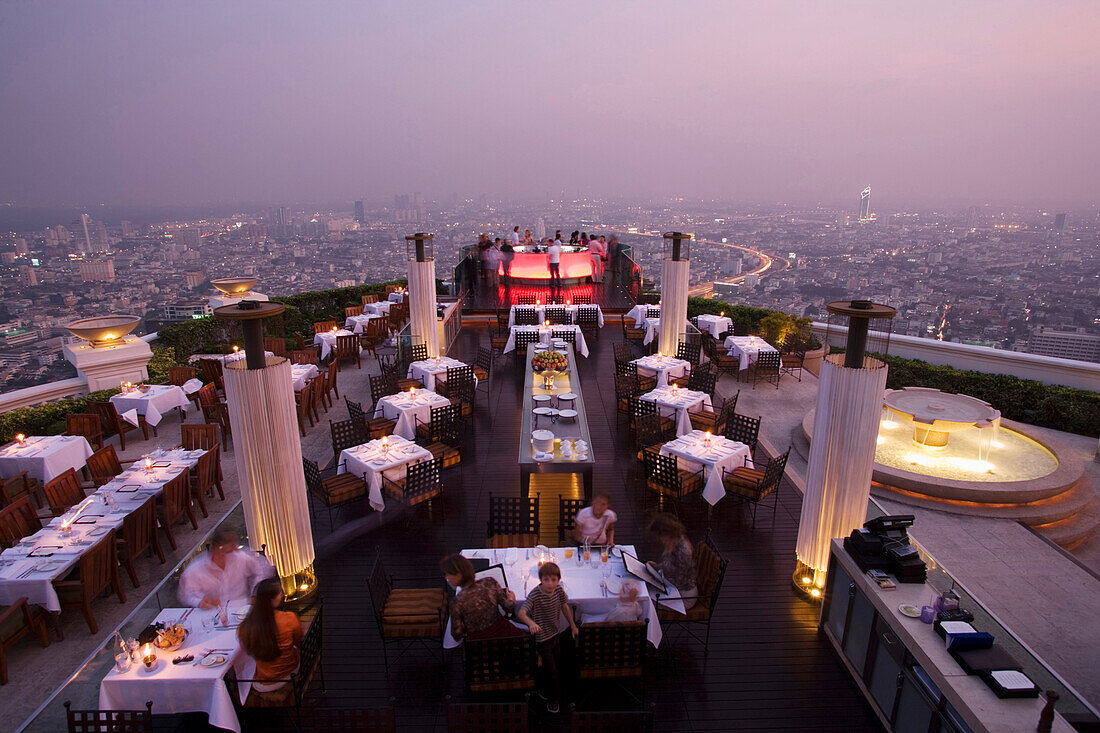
[564,548,574,559]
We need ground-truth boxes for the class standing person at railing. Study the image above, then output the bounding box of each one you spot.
[484,239,503,292]
[547,237,563,290]
[608,234,621,274]
[589,235,606,283]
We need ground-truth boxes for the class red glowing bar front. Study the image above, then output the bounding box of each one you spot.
[501,250,593,280]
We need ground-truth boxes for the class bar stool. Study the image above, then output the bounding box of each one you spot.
[556,392,577,411]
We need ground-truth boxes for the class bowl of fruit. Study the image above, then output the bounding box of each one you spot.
[154,623,187,652]
[531,350,568,374]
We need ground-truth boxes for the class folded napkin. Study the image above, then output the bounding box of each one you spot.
[121,409,141,427]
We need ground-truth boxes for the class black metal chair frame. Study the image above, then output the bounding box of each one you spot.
[303,457,367,531]
[751,351,781,389]
[571,620,649,709]
[366,554,445,678]
[724,413,761,460]
[65,700,152,733]
[657,534,728,657]
[722,449,790,528]
[557,497,588,544]
[486,493,540,545]
[330,418,368,465]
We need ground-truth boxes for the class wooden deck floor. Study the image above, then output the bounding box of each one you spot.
[302,326,881,731]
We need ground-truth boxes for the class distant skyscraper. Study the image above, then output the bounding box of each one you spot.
[413,192,425,221]
[77,213,93,254]
[1053,213,1067,231]
[858,187,872,222]
[535,217,546,240]
[966,206,979,230]
[121,220,137,238]
[354,200,365,224]
[276,207,291,228]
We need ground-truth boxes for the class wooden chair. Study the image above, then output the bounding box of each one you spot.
[1,473,38,511]
[53,531,126,634]
[571,710,654,733]
[156,471,196,551]
[366,553,445,677]
[194,382,218,408]
[362,292,380,304]
[335,334,361,370]
[64,700,152,733]
[413,404,463,468]
[689,391,739,434]
[43,468,87,516]
[88,401,147,452]
[201,401,232,451]
[330,419,368,465]
[0,497,42,549]
[167,365,196,387]
[641,450,703,510]
[486,493,539,548]
[86,445,123,487]
[557,497,587,544]
[382,457,443,516]
[722,448,790,528]
[448,703,528,733]
[264,336,287,358]
[0,596,50,685]
[290,349,318,366]
[66,413,103,451]
[116,496,164,588]
[182,423,223,496]
[303,457,368,531]
[656,534,728,655]
[724,413,761,459]
[189,448,221,518]
[313,321,337,334]
[344,305,364,318]
[750,351,781,389]
[359,318,388,364]
[574,620,648,705]
[463,635,537,695]
[197,358,225,393]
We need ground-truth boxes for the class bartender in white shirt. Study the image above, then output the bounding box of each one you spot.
[510,226,521,245]
[547,237,563,288]
[178,529,276,609]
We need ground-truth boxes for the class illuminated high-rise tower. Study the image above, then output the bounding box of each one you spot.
[858,187,872,222]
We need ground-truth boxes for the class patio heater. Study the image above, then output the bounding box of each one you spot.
[794,299,896,600]
[406,233,440,358]
[658,232,691,357]
[214,298,317,603]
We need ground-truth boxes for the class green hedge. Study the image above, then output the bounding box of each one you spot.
[686,297,818,348]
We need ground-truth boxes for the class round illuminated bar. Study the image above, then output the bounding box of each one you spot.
[502,244,593,284]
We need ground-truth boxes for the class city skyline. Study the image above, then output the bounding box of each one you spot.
[1,2,1098,208]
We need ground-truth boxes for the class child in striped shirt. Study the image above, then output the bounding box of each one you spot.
[517,562,578,713]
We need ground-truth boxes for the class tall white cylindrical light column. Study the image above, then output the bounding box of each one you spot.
[658,232,691,357]
[795,300,896,598]
[406,233,440,358]
[214,300,317,601]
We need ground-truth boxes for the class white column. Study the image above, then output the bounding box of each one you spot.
[796,354,889,586]
[63,337,153,391]
[408,260,440,357]
[659,259,690,356]
[223,357,316,597]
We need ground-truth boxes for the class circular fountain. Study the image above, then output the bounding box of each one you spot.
[883,387,1000,449]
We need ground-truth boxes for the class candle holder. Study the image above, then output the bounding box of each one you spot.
[704,431,712,448]
[140,642,159,671]
[15,433,25,446]
[59,521,73,537]
[144,457,154,474]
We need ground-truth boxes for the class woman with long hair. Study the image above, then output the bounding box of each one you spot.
[647,513,698,610]
[238,578,303,695]
[441,554,523,641]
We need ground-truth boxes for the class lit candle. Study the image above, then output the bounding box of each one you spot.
[144,456,153,473]
[232,345,239,353]
[536,299,541,306]
[720,311,725,317]
[381,435,389,453]
[141,642,157,668]
[544,320,550,327]
[15,433,25,446]
[704,430,712,446]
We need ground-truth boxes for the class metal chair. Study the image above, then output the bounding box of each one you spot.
[656,533,728,655]
[724,412,761,459]
[448,703,528,733]
[722,448,790,528]
[641,450,703,511]
[573,620,648,706]
[689,391,739,434]
[557,497,588,544]
[330,419,368,465]
[64,700,152,733]
[382,457,444,517]
[303,457,368,531]
[676,341,701,366]
[545,306,569,324]
[750,351,781,389]
[486,493,540,548]
[463,635,537,695]
[366,553,445,678]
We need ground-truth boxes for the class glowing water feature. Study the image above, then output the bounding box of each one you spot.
[874,407,1058,482]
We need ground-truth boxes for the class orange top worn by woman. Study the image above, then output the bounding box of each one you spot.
[238,578,304,697]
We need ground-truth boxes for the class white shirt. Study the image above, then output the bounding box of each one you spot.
[575,506,617,544]
[547,242,562,264]
[510,230,520,244]
[178,549,276,607]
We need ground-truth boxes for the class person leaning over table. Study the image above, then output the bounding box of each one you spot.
[238,577,303,701]
[441,554,524,641]
[646,513,698,611]
[178,529,275,609]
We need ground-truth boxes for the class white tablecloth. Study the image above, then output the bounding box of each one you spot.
[388,292,405,303]
[407,357,472,392]
[632,355,690,388]
[111,385,191,427]
[449,545,665,649]
[504,325,589,357]
[660,430,753,505]
[642,317,662,345]
[0,435,94,484]
[210,351,274,365]
[640,387,712,436]
[696,315,733,339]
[627,304,661,328]
[0,448,201,611]
[338,436,433,512]
[291,364,319,391]
[313,329,359,360]
[508,304,604,328]
[99,602,255,733]
[363,301,392,317]
[344,313,386,334]
[724,336,779,371]
[374,389,451,440]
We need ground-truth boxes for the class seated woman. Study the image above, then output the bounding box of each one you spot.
[441,554,523,641]
[646,514,698,611]
[238,578,304,703]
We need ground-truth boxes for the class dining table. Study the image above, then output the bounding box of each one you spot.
[373,388,452,440]
[724,335,779,371]
[98,601,255,733]
[0,448,202,612]
[504,325,589,357]
[344,313,386,334]
[110,384,191,428]
[407,356,474,392]
[660,430,753,505]
[0,435,94,485]
[626,304,661,328]
[507,304,605,328]
[632,354,690,388]
[448,544,673,649]
[695,314,733,339]
[338,435,434,512]
[362,300,393,317]
[290,363,319,391]
[313,329,360,360]
[639,386,713,436]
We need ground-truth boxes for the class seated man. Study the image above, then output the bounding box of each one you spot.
[178,529,276,609]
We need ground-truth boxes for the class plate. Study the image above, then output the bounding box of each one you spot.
[533,452,554,462]
[532,407,552,415]
[370,459,387,467]
[898,603,921,618]
[558,409,578,418]
[35,560,62,572]
[200,654,228,667]
[605,576,623,595]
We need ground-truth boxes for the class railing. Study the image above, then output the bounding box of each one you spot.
[616,245,643,305]
[812,322,1100,391]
